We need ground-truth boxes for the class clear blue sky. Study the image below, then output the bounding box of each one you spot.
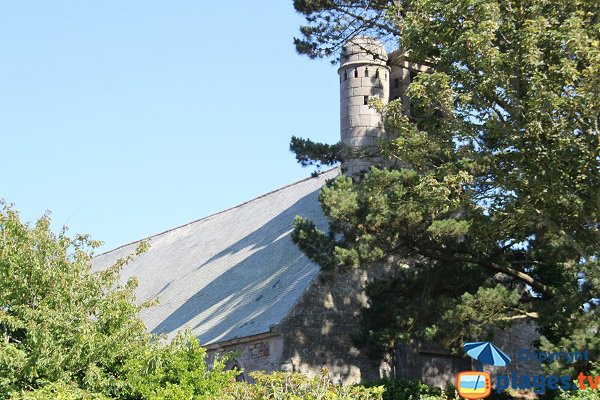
[0,1,339,252]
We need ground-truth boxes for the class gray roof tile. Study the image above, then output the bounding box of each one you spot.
[92,169,337,344]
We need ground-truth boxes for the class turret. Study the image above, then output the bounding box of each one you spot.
[338,36,390,177]
[388,49,429,118]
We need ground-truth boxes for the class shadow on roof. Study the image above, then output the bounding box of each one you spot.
[149,189,328,344]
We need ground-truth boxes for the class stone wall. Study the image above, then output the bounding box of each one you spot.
[396,342,471,389]
[278,265,396,384]
[205,333,284,381]
[394,320,541,389]
[485,319,543,377]
[206,276,540,388]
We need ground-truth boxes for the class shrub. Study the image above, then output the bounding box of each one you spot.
[9,381,109,400]
[121,332,237,399]
[362,378,442,400]
[222,369,384,400]
[557,389,600,399]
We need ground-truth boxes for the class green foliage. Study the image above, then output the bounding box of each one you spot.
[352,263,496,358]
[122,332,236,400]
[290,136,343,171]
[362,378,442,400]
[0,202,150,398]
[292,0,398,61]
[223,370,385,400]
[291,0,600,376]
[0,204,235,399]
[557,386,600,400]
[10,382,109,400]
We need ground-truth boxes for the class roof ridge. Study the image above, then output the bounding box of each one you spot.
[93,167,338,258]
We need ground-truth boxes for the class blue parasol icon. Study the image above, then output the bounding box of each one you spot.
[463,342,511,371]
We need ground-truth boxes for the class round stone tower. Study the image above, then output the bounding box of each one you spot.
[338,36,390,176]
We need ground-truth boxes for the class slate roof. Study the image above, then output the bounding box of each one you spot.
[92,169,337,345]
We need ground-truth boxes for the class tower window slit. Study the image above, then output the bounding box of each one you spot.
[365,67,369,77]
[364,95,369,105]
[344,70,348,81]
[375,69,379,79]
[354,69,358,78]
[394,78,400,89]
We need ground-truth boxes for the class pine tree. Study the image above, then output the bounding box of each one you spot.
[290,0,600,375]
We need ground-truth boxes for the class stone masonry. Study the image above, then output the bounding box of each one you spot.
[278,264,398,384]
[338,36,429,176]
[339,37,390,176]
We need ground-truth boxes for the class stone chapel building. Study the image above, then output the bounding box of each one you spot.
[92,37,539,386]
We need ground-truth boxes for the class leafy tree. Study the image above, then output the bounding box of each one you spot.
[0,203,237,399]
[121,332,234,400]
[291,0,600,375]
[0,203,146,397]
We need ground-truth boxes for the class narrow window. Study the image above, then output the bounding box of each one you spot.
[385,72,388,80]
[364,95,369,105]
[365,67,369,77]
[354,69,358,78]
[344,70,348,81]
[375,69,380,79]
[394,78,400,89]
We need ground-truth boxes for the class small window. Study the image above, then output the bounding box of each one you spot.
[385,72,388,80]
[375,69,380,79]
[364,67,369,77]
[364,95,369,105]
[394,78,400,89]
[354,69,358,78]
[344,70,348,81]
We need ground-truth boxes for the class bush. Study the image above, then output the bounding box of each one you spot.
[557,389,600,399]
[222,369,384,400]
[554,370,600,399]
[121,332,237,400]
[9,381,109,400]
[362,378,443,400]
[0,205,150,398]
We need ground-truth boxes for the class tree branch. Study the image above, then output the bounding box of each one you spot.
[413,249,554,298]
